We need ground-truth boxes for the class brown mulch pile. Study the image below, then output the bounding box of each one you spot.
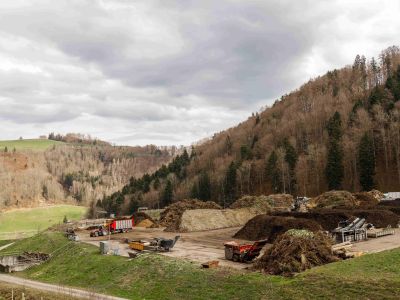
[348,209,399,227]
[353,192,380,208]
[233,215,322,242]
[159,199,221,231]
[308,190,359,209]
[273,210,354,231]
[274,208,399,229]
[255,230,338,276]
[230,195,272,210]
[267,194,295,209]
[133,212,156,225]
[378,199,400,207]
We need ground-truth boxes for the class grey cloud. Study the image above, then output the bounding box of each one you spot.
[0,0,398,145]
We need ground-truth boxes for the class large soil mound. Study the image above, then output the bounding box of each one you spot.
[353,191,381,208]
[234,215,322,242]
[349,209,399,227]
[274,208,399,229]
[229,194,293,213]
[160,199,221,231]
[255,230,337,276]
[133,212,156,225]
[178,208,258,232]
[308,191,358,209]
[273,210,354,231]
[230,195,272,211]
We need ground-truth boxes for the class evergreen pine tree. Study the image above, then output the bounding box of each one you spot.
[325,112,344,190]
[161,180,173,207]
[190,182,199,199]
[198,172,211,201]
[266,150,281,192]
[224,162,237,206]
[358,133,375,191]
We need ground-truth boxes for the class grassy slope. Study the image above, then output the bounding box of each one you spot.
[0,206,87,240]
[1,232,400,300]
[0,139,63,151]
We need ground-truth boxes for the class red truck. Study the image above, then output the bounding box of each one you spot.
[90,217,134,237]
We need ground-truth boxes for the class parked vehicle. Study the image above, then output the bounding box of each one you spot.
[224,239,268,262]
[90,217,134,237]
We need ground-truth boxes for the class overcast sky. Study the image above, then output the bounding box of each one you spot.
[0,0,399,145]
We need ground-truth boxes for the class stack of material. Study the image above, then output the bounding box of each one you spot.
[367,227,395,238]
[160,200,221,231]
[308,191,359,209]
[136,219,155,228]
[331,242,363,259]
[234,215,322,242]
[353,192,381,208]
[229,194,294,213]
[255,230,338,276]
[332,218,368,243]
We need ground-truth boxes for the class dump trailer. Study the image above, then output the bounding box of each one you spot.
[224,240,268,263]
[90,217,134,237]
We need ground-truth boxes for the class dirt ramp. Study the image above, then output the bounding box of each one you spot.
[178,208,258,232]
[234,215,322,242]
[255,230,337,276]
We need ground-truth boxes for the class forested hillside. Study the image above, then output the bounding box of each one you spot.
[101,46,400,214]
[0,136,173,210]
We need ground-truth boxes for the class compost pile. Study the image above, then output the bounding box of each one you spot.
[267,194,294,210]
[234,215,322,242]
[378,199,400,216]
[255,230,337,276]
[229,195,272,213]
[136,219,155,228]
[273,210,354,231]
[133,212,156,225]
[353,191,381,208]
[349,209,399,227]
[308,191,358,209]
[160,199,221,231]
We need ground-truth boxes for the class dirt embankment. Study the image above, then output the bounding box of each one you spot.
[234,215,322,242]
[230,194,294,212]
[255,230,337,276]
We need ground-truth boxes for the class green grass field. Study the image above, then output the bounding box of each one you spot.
[0,206,87,240]
[0,139,63,151]
[2,231,400,299]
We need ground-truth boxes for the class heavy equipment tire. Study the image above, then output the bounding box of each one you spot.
[233,254,240,262]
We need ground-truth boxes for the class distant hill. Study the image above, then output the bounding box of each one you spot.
[0,138,173,210]
[101,46,400,214]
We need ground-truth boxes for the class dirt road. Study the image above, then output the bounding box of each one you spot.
[352,228,400,253]
[78,227,257,269]
[0,274,127,300]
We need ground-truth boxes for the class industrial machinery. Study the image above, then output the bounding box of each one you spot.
[224,240,268,263]
[129,236,180,252]
[90,217,134,237]
[332,218,368,243]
